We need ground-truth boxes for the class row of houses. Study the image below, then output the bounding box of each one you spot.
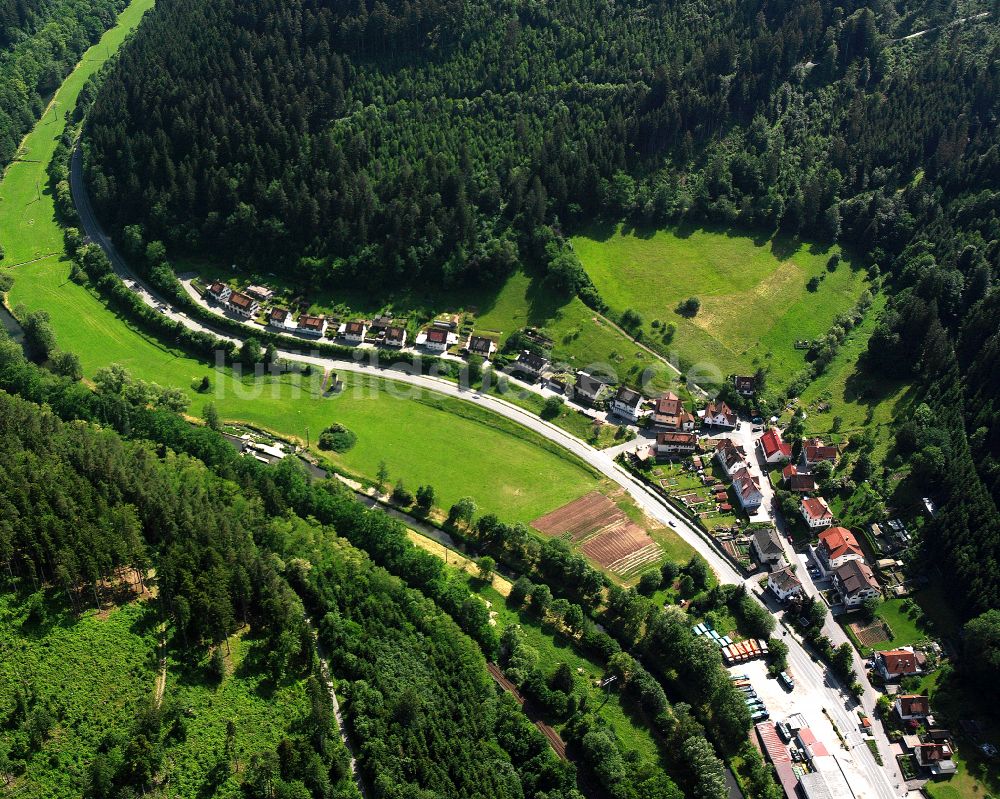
[713,438,764,511]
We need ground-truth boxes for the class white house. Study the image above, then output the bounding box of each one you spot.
[268,307,296,331]
[714,439,745,477]
[206,281,232,304]
[875,647,927,681]
[227,291,259,318]
[610,386,644,423]
[815,527,864,573]
[752,527,784,566]
[757,428,792,464]
[656,431,697,456]
[734,375,756,397]
[298,314,328,338]
[732,467,763,510]
[914,744,957,776]
[800,437,839,471]
[832,560,880,607]
[513,350,548,379]
[651,392,696,431]
[800,497,833,529]
[343,320,368,343]
[896,695,931,722]
[384,325,407,347]
[768,567,803,602]
[573,372,606,405]
[424,327,450,352]
[701,400,737,428]
[466,334,497,359]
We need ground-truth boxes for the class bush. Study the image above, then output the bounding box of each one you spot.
[637,571,661,596]
[676,297,701,317]
[317,423,357,452]
[540,396,564,420]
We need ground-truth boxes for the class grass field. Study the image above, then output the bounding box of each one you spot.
[0,592,159,798]
[572,222,870,385]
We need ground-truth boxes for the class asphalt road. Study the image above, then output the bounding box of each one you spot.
[71,146,903,799]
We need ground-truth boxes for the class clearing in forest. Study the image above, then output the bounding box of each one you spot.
[572,223,870,385]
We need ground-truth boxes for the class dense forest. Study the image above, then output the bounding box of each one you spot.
[0,0,126,172]
[82,0,1000,623]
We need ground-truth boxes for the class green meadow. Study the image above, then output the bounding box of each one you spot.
[572,223,870,384]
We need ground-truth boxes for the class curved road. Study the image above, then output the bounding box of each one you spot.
[71,147,903,799]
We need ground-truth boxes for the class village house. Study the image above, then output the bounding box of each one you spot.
[651,391,696,432]
[896,695,931,722]
[432,314,459,330]
[343,320,368,343]
[768,566,803,602]
[752,527,785,566]
[701,400,738,429]
[370,314,394,333]
[914,743,957,776]
[298,314,328,338]
[268,307,296,331]
[466,334,497,359]
[227,291,259,318]
[800,437,839,472]
[832,560,881,607]
[384,325,407,347]
[714,439,746,477]
[734,375,756,396]
[610,385,644,423]
[875,647,927,682]
[757,428,792,464]
[423,327,450,352]
[800,497,834,529]
[656,431,698,456]
[732,467,764,511]
[206,281,232,303]
[245,285,274,302]
[513,350,549,380]
[815,527,865,573]
[781,464,816,493]
[573,372,607,405]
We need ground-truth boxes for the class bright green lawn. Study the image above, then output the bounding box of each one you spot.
[572,223,870,385]
[0,592,159,798]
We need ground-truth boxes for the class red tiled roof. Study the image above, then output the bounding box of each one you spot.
[782,464,797,480]
[879,649,921,676]
[803,437,838,463]
[269,307,289,323]
[426,328,448,344]
[898,695,930,717]
[657,431,697,446]
[299,314,325,331]
[345,320,366,335]
[818,527,863,561]
[801,497,832,521]
[229,291,254,310]
[760,428,792,459]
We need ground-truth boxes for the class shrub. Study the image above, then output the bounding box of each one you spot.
[317,423,357,452]
[676,297,701,317]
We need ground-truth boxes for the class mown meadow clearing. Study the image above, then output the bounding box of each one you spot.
[572,223,871,385]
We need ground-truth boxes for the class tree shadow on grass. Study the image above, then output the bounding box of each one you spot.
[524,273,571,329]
[769,234,802,262]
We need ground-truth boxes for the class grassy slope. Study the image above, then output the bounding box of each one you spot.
[0,0,599,525]
[572,223,869,384]
[0,593,159,798]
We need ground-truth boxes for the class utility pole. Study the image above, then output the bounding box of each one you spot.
[305,426,310,448]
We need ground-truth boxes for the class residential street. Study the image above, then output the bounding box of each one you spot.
[70,146,904,799]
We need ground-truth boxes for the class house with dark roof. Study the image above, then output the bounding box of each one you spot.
[206,281,232,304]
[800,497,834,528]
[384,325,407,347]
[268,307,296,330]
[513,350,549,379]
[768,566,803,602]
[423,327,450,352]
[816,527,865,572]
[297,314,328,338]
[702,400,738,428]
[610,385,644,423]
[734,375,757,396]
[875,647,926,681]
[342,320,368,343]
[752,527,785,566]
[656,431,697,456]
[800,437,839,471]
[758,428,792,464]
[782,464,816,493]
[370,314,394,332]
[227,291,259,318]
[573,372,607,405]
[896,695,931,722]
[832,560,880,607]
[466,334,497,359]
[651,391,696,431]
[914,743,957,775]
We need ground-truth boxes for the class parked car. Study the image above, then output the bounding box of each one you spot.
[779,671,795,690]
[751,710,770,722]
[776,722,792,742]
